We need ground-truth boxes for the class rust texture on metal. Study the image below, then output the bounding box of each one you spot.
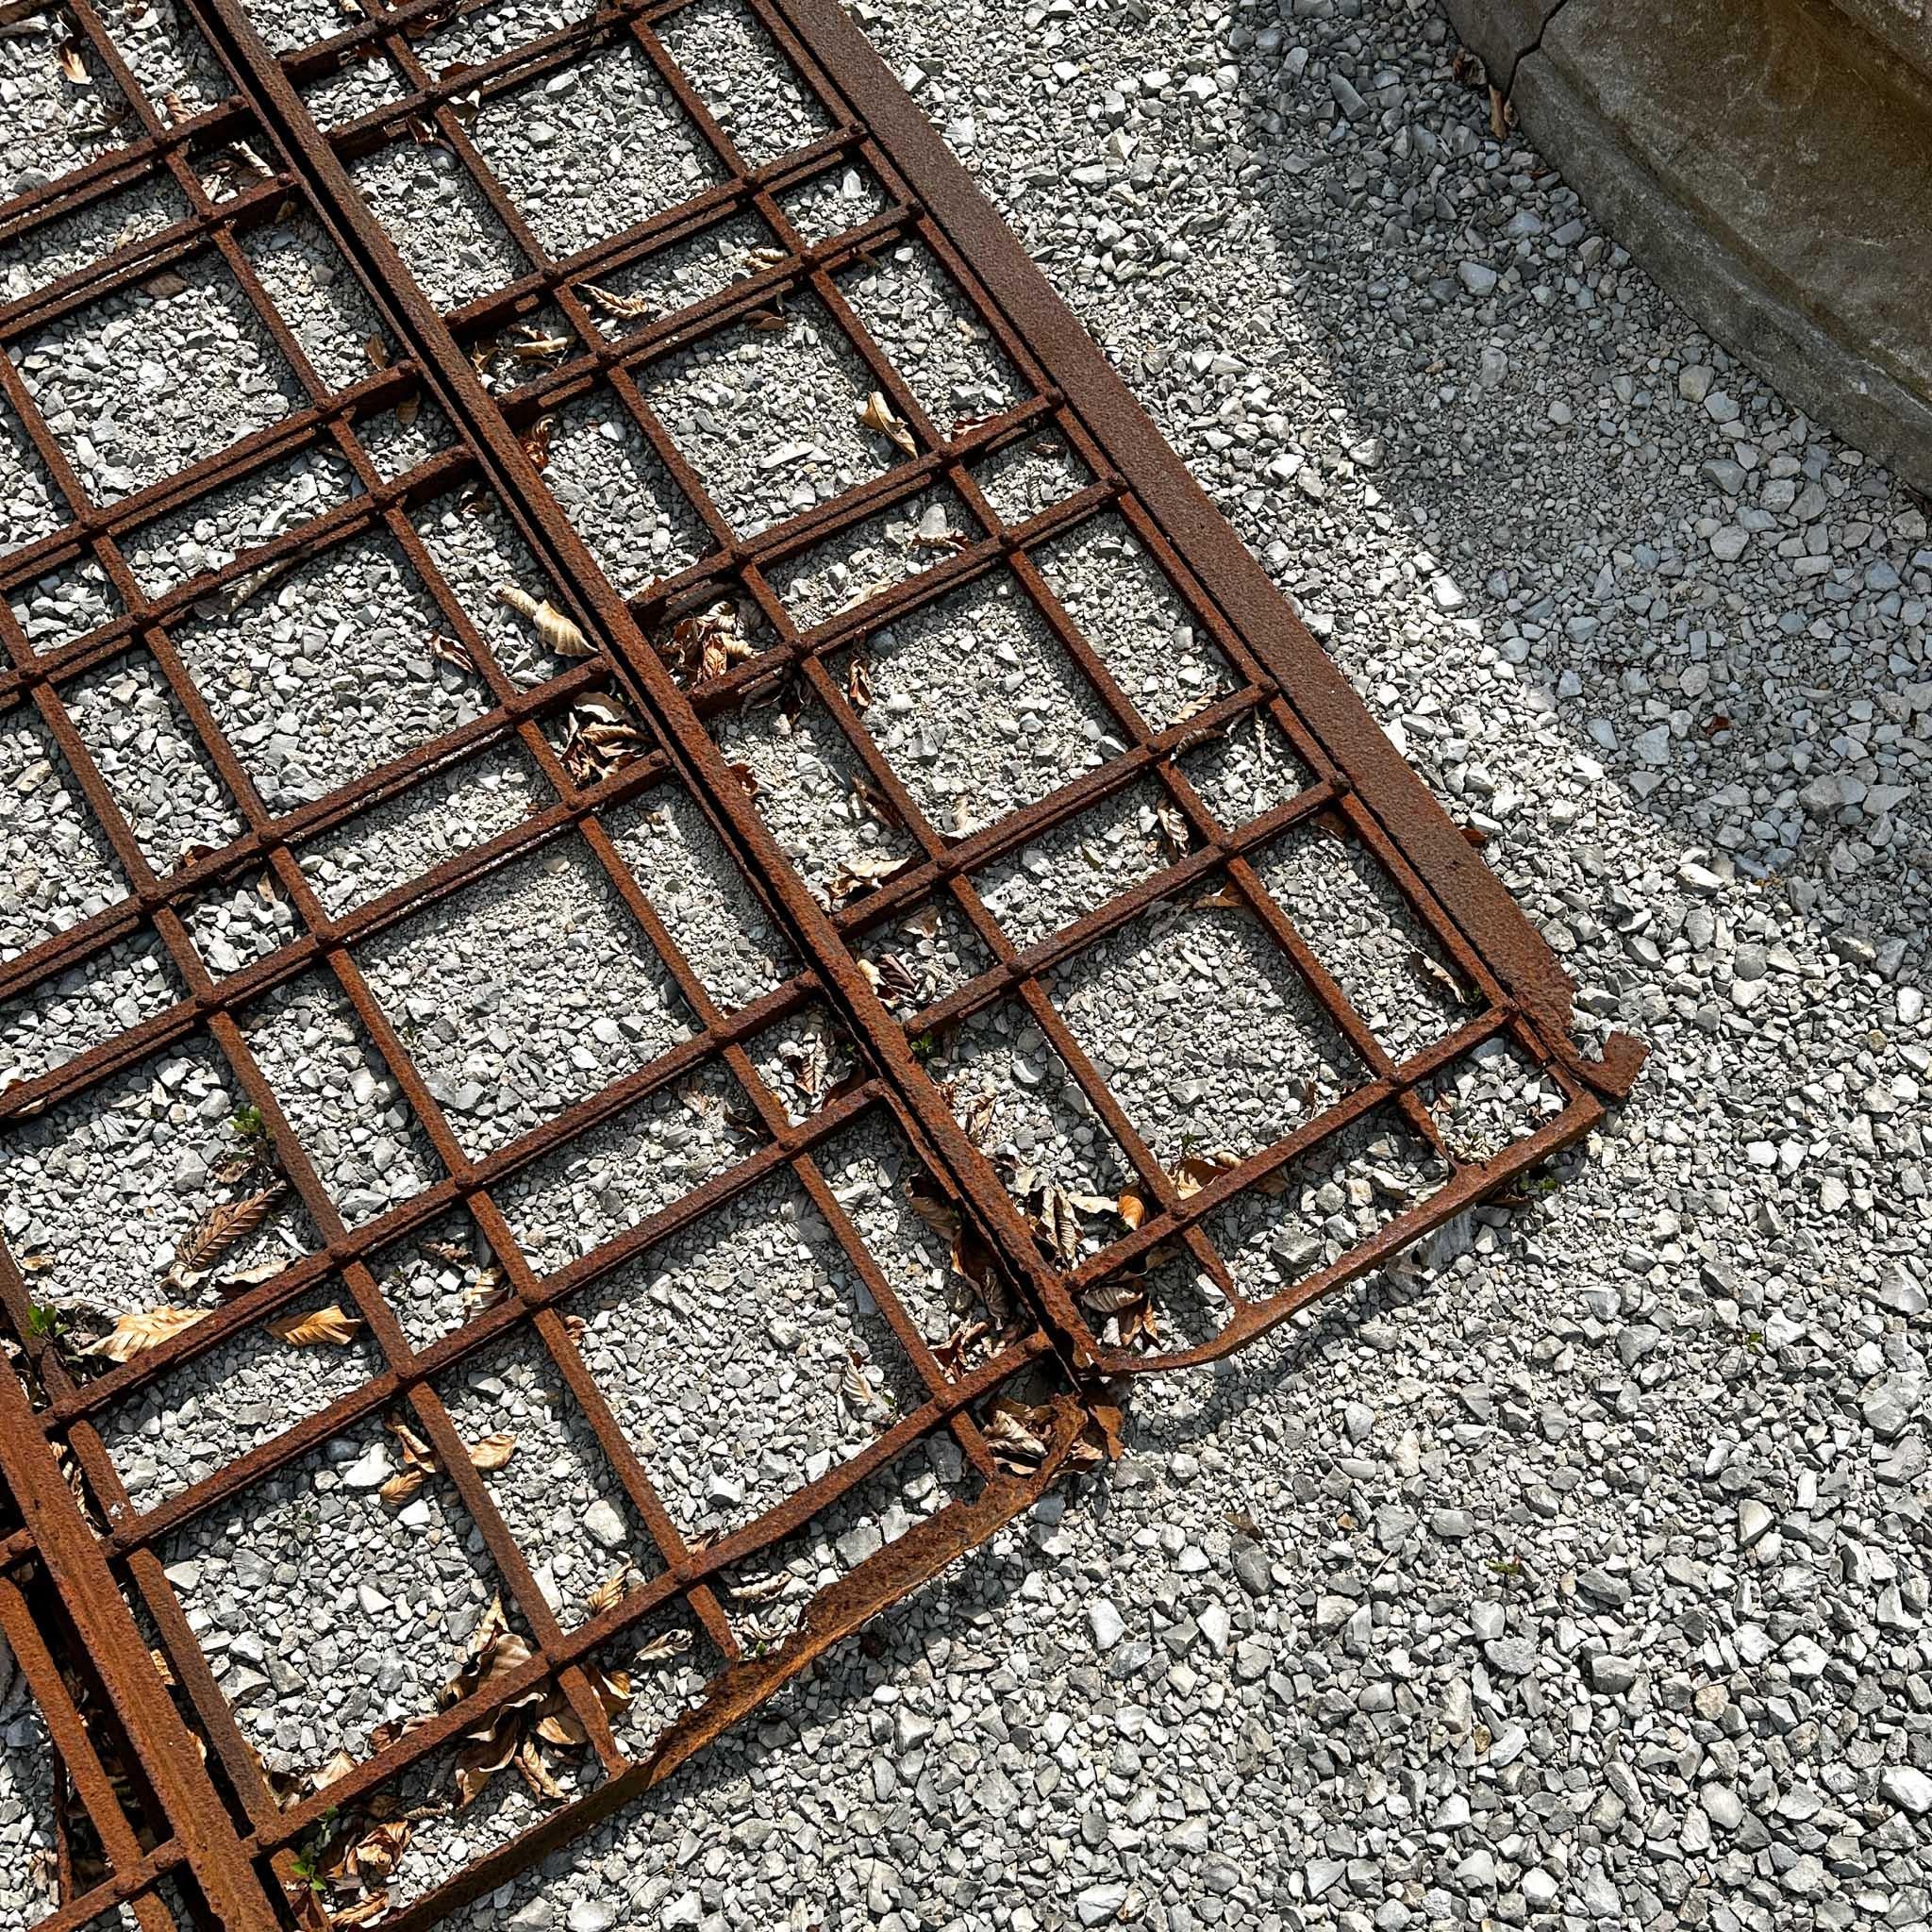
[0,0,1644,1923]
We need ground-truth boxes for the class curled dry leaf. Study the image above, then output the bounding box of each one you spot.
[905,1173,1009,1324]
[461,1264,510,1314]
[589,1668,632,1718]
[558,693,647,787]
[522,413,555,471]
[1155,800,1191,861]
[495,582,591,658]
[577,280,655,324]
[1407,949,1472,1004]
[839,1355,877,1412]
[92,1306,207,1364]
[849,769,902,829]
[466,1432,516,1473]
[660,601,753,684]
[268,1304,362,1348]
[932,1316,991,1377]
[824,851,909,908]
[1116,1191,1147,1230]
[1083,1277,1158,1349]
[508,329,571,362]
[635,1627,695,1666]
[956,1087,997,1147]
[1191,881,1245,911]
[1023,1175,1082,1267]
[858,391,917,457]
[57,42,89,83]
[775,1031,831,1108]
[984,1400,1053,1474]
[1172,1150,1241,1199]
[726,1571,792,1605]
[428,629,474,674]
[379,1419,441,1505]
[585,1560,638,1619]
[168,1181,285,1289]
[515,1735,566,1801]
[845,655,874,711]
[347,1819,411,1884]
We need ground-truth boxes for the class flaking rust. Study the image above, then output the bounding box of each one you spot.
[0,0,1640,1923]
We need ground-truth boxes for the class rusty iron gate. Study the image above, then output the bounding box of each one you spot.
[0,0,1644,1924]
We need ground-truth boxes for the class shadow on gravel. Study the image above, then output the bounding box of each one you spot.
[1200,5,1927,974]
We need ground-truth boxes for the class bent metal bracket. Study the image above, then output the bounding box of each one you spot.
[0,0,1644,1924]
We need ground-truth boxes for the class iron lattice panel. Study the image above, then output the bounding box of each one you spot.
[0,0,1643,1926]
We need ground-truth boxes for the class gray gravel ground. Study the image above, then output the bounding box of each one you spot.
[3,176,189,309]
[2,0,1928,1924]
[18,254,305,501]
[355,837,696,1159]
[168,528,491,813]
[419,0,1931,1926]
[160,1427,512,1778]
[0,1629,57,1932]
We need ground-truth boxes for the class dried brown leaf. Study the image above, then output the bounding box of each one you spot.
[1155,801,1190,860]
[496,582,591,658]
[92,1306,207,1364]
[467,1432,516,1473]
[533,1702,587,1749]
[849,769,902,829]
[461,1264,509,1313]
[635,1627,695,1666]
[1116,1191,1147,1230]
[578,280,657,324]
[985,1401,1051,1474]
[839,1357,877,1411]
[170,1181,284,1285]
[1172,1151,1241,1199]
[348,1819,411,1883]
[58,41,89,83]
[575,1669,628,1727]
[378,1467,426,1507]
[428,629,474,674]
[858,390,917,457]
[1028,1178,1082,1267]
[824,852,909,908]
[515,1734,567,1801]
[585,1561,637,1619]
[727,1571,792,1605]
[267,1303,362,1348]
